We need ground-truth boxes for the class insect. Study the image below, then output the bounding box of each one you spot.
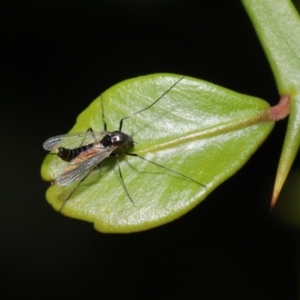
[43,77,206,211]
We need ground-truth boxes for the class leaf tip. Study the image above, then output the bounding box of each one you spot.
[270,190,279,211]
[271,168,289,210]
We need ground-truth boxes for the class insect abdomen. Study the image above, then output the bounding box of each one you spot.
[57,144,93,162]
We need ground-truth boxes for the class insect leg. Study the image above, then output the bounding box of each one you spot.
[100,94,107,131]
[118,77,185,131]
[58,166,98,212]
[115,153,134,204]
[58,180,82,213]
[79,128,97,147]
[125,152,206,188]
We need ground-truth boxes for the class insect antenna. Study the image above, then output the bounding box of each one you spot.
[126,153,206,188]
[118,77,184,131]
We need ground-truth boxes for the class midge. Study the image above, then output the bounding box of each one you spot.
[43,77,206,211]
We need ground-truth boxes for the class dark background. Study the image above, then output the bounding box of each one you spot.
[0,1,298,298]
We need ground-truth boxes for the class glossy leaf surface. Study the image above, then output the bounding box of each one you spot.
[41,74,273,233]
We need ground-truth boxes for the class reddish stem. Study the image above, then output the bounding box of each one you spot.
[268,95,290,121]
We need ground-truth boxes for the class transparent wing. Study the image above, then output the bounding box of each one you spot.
[56,143,117,186]
[43,130,109,151]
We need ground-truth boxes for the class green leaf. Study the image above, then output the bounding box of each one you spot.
[41,74,273,233]
[242,0,300,207]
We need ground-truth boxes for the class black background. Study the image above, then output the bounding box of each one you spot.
[0,1,298,298]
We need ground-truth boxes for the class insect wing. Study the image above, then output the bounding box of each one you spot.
[43,131,108,151]
[56,143,117,186]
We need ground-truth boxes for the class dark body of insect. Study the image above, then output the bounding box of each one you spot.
[57,131,133,163]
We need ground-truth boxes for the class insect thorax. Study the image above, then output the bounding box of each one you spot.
[101,131,134,149]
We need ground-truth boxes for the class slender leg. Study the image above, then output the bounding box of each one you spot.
[115,154,134,204]
[59,166,98,212]
[125,152,206,188]
[118,77,184,131]
[79,128,96,147]
[59,180,83,213]
[100,94,107,131]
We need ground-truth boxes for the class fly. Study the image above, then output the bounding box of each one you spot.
[43,77,206,211]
